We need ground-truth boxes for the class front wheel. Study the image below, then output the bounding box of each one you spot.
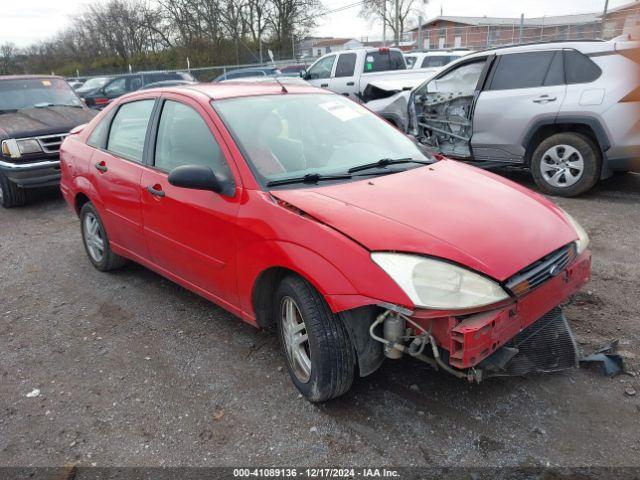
[0,172,27,208]
[530,132,601,197]
[275,275,355,402]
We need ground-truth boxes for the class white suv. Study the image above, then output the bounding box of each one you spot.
[408,38,640,196]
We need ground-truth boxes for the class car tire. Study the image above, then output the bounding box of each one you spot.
[531,132,601,197]
[0,172,27,208]
[274,274,355,402]
[80,202,126,272]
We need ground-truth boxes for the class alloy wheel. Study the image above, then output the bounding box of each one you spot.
[83,212,105,262]
[540,144,585,188]
[281,296,311,383]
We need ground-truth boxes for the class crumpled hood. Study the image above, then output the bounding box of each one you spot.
[271,160,578,281]
[0,106,96,140]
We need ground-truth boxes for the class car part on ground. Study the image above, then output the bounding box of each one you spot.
[60,82,592,401]
[409,38,640,196]
[0,76,97,207]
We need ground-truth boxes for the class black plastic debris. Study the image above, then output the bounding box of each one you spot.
[579,340,625,376]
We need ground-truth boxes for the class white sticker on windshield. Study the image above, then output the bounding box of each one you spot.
[319,101,362,122]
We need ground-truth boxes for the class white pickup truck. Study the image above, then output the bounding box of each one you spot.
[301,47,438,102]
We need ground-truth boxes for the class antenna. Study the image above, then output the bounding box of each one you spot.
[274,76,288,94]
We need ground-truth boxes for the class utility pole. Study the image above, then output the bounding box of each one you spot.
[417,15,423,50]
[519,13,524,44]
[382,0,387,47]
[259,37,263,64]
[601,0,610,39]
[395,0,400,46]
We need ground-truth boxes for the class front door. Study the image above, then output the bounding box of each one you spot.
[90,98,156,258]
[140,96,241,307]
[306,54,336,89]
[472,50,566,163]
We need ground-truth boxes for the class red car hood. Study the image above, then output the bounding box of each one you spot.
[271,160,578,281]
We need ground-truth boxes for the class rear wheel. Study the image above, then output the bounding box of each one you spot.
[0,172,27,208]
[274,275,355,402]
[80,202,126,271]
[531,132,601,197]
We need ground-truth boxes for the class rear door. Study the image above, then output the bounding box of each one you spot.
[471,50,566,163]
[329,52,358,99]
[89,97,157,258]
[140,94,242,306]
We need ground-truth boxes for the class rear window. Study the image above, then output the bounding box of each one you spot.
[363,50,406,73]
[564,49,602,84]
[421,56,456,68]
[488,51,560,90]
[0,78,82,112]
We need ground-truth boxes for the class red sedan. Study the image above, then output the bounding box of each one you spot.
[60,82,591,401]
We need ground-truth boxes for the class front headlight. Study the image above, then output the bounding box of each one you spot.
[16,138,43,155]
[371,253,510,310]
[561,210,589,254]
[1,139,21,158]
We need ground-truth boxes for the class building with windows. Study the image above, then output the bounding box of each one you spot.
[309,38,363,57]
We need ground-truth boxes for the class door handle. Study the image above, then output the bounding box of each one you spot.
[94,161,107,173]
[146,184,165,197]
[533,95,557,104]
[320,83,329,88]
[346,81,355,86]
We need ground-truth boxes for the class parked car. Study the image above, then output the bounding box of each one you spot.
[213,67,282,82]
[60,82,591,402]
[141,79,198,90]
[408,38,640,196]
[66,77,88,90]
[75,76,112,96]
[80,71,195,109]
[279,64,307,77]
[404,50,471,69]
[302,47,438,101]
[0,75,96,207]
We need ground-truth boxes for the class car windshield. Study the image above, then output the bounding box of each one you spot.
[0,78,83,111]
[77,77,110,92]
[213,93,431,187]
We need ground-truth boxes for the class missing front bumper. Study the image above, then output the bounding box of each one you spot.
[478,307,579,378]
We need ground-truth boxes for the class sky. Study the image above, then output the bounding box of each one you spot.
[0,0,633,47]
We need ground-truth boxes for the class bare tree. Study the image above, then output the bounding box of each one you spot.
[0,43,16,74]
[360,0,427,44]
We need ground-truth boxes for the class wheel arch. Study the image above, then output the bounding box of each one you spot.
[522,115,611,168]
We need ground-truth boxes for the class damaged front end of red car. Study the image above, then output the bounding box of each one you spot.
[359,246,591,383]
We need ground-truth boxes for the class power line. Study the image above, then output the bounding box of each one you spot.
[319,1,368,17]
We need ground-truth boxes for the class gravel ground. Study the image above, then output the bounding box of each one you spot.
[0,173,639,468]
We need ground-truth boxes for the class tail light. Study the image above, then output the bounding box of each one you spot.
[378,47,390,54]
[94,98,110,106]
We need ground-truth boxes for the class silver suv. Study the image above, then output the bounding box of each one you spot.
[408,38,640,196]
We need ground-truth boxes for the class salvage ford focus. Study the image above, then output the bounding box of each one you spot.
[59,82,592,402]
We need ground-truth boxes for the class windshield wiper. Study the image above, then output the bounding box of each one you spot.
[347,157,431,173]
[267,173,352,187]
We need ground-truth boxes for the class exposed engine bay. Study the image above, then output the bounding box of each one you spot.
[411,90,475,159]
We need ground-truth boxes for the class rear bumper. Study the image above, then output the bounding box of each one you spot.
[411,250,591,369]
[0,158,61,188]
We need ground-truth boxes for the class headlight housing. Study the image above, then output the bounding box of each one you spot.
[371,253,510,310]
[561,210,589,254]
[17,138,43,155]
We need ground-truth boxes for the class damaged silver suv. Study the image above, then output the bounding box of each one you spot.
[408,38,640,196]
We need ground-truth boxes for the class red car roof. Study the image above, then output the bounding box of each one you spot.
[184,82,327,100]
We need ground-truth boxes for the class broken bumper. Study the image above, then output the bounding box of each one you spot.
[411,250,591,370]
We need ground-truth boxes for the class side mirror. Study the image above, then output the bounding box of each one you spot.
[168,165,229,195]
[299,69,307,79]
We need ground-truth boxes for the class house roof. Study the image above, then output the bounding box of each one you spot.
[409,12,601,31]
[311,38,360,48]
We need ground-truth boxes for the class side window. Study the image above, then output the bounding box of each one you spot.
[404,56,417,68]
[130,76,143,91]
[427,60,486,93]
[544,51,565,86]
[488,51,558,90]
[335,53,357,78]
[154,100,231,180]
[87,110,115,149]
[308,55,336,80]
[104,77,127,97]
[107,99,155,162]
[421,56,452,68]
[564,49,602,84]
